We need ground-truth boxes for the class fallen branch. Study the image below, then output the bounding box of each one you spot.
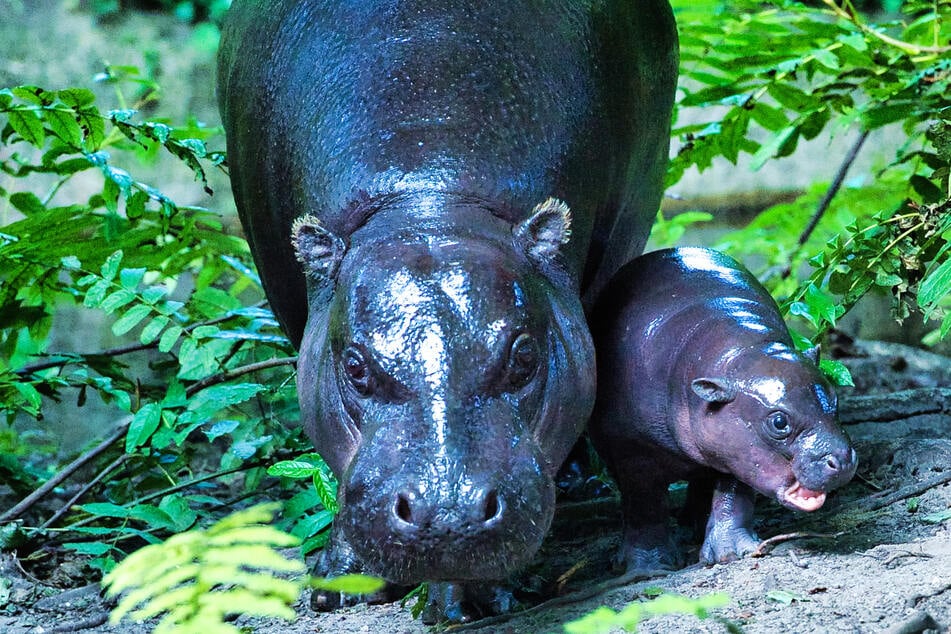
[851,470,951,514]
[0,421,130,523]
[47,613,110,633]
[751,531,846,558]
[887,611,939,634]
[839,388,951,425]
[40,454,131,529]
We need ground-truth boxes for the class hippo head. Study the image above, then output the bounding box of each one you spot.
[689,344,857,512]
[291,199,594,583]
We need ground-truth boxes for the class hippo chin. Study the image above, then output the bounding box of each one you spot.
[590,247,857,570]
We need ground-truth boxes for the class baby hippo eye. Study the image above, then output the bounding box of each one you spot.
[506,332,540,389]
[342,345,373,396]
[766,411,791,439]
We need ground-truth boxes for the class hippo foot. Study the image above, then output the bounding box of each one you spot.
[619,542,680,574]
[310,584,401,612]
[699,525,761,564]
[309,532,405,612]
[420,582,520,625]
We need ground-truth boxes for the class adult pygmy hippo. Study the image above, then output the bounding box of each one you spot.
[218,0,678,621]
[590,247,857,570]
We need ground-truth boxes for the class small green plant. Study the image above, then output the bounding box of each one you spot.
[102,504,306,633]
[0,73,300,576]
[267,453,339,554]
[563,592,733,634]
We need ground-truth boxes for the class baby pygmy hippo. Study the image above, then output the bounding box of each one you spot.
[589,247,856,570]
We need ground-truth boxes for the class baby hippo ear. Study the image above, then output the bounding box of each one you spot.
[803,345,821,364]
[291,215,346,281]
[691,377,738,404]
[514,197,572,266]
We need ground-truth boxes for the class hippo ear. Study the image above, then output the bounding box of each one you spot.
[514,197,572,265]
[691,377,738,404]
[803,345,821,364]
[291,215,346,280]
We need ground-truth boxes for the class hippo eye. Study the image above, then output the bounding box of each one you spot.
[505,333,540,389]
[765,411,791,440]
[342,345,373,396]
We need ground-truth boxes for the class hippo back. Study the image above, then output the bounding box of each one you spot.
[218,0,678,344]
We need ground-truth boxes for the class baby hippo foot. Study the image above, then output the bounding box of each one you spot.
[310,530,404,611]
[699,476,760,564]
[699,522,761,564]
[619,525,682,574]
[420,582,520,625]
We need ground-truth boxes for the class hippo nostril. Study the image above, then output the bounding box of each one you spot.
[482,490,501,524]
[395,493,414,525]
[826,455,840,472]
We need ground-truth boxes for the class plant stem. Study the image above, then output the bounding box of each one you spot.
[16,301,272,375]
[798,130,869,248]
[0,421,130,523]
[40,453,131,529]
[184,356,298,398]
[821,0,951,55]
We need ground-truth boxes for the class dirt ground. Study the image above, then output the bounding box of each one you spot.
[0,338,949,634]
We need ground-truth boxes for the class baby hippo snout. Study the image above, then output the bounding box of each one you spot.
[392,483,504,536]
[796,436,858,493]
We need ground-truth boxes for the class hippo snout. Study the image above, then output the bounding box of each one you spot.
[795,439,858,494]
[337,449,555,584]
[391,482,504,536]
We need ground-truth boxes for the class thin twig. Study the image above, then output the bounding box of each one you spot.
[821,0,951,55]
[0,421,130,523]
[16,300,271,376]
[60,460,266,533]
[851,470,951,514]
[783,130,869,280]
[752,531,846,557]
[185,356,298,397]
[40,454,131,529]
[798,130,869,248]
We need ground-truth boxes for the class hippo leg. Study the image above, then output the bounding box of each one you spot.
[310,527,404,611]
[699,476,761,564]
[612,451,681,572]
[421,582,520,625]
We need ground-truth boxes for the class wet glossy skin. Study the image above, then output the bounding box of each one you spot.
[590,247,857,570]
[218,0,678,610]
[317,230,577,583]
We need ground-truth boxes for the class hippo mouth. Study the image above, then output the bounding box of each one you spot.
[781,481,827,512]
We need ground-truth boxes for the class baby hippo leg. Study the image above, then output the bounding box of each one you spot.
[613,454,682,572]
[699,476,761,564]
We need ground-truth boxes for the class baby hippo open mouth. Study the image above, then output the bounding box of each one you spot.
[783,481,827,512]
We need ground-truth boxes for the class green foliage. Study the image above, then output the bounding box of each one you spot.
[0,71,308,581]
[670,0,951,350]
[103,504,305,633]
[85,0,232,25]
[267,453,339,554]
[563,592,733,634]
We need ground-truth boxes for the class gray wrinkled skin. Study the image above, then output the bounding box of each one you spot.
[217,0,678,622]
[590,247,857,571]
